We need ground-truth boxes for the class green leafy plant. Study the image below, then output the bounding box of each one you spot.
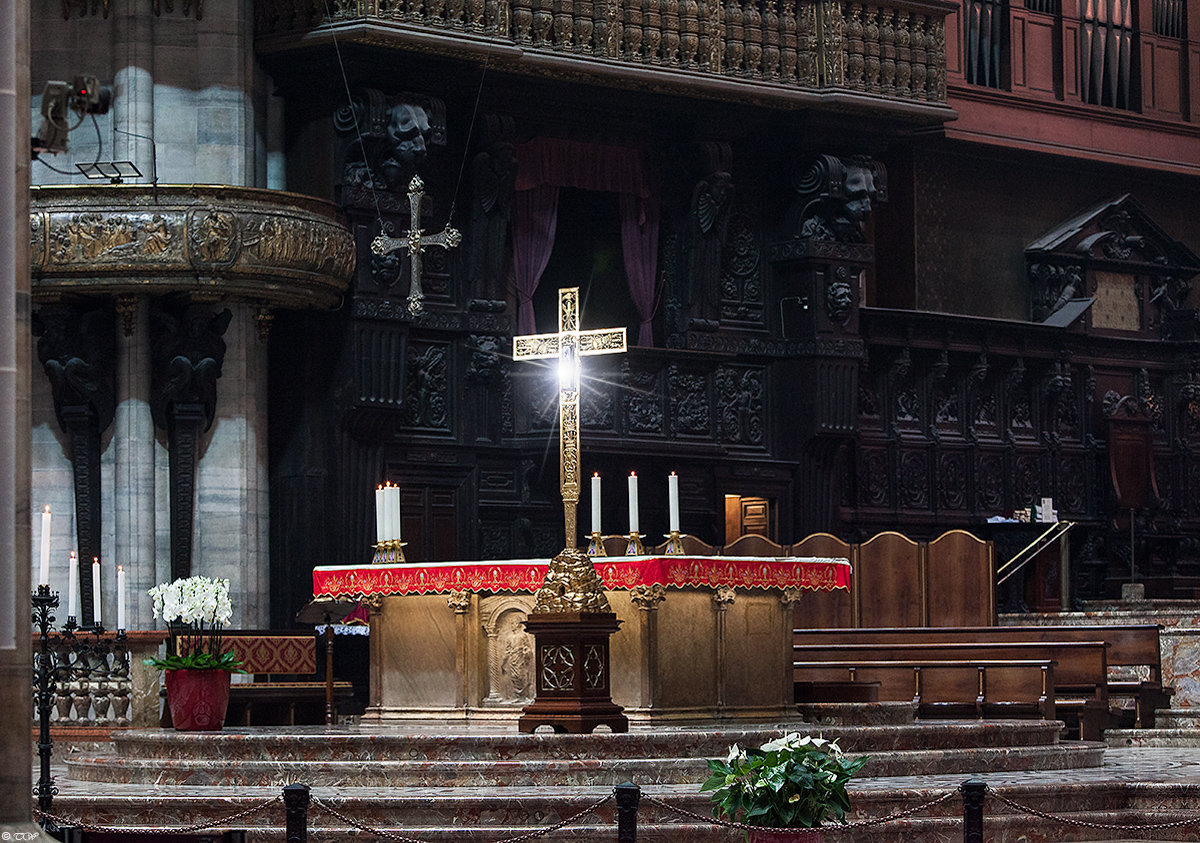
[701,733,867,829]
[142,576,243,672]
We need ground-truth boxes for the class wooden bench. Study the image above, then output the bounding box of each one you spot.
[795,658,1056,721]
[167,630,353,726]
[793,639,1110,739]
[796,624,1172,728]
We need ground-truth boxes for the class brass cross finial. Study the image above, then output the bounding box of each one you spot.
[370,175,462,317]
[513,287,627,551]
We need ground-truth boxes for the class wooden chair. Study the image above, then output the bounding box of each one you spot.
[926,529,996,626]
[857,531,924,627]
[722,533,787,557]
[649,535,719,556]
[602,534,633,556]
[791,532,854,628]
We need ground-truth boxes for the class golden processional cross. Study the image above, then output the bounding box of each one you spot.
[513,287,627,551]
[370,175,462,317]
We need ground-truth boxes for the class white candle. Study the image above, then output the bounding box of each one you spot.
[117,565,126,631]
[375,486,386,543]
[391,485,402,542]
[38,505,51,586]
[668,472,680,532]
[381,485,391,545]
[591,473,602,534]
[92,557,102,626]
[628,472,639,534]
[67,552,78,619]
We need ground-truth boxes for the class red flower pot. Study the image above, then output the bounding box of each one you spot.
[165,668,231,731]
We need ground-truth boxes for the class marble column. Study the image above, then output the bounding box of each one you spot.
[0,0,37,824]
[114,299,156,630]
[111,0,155,180]
[192,304,269,627]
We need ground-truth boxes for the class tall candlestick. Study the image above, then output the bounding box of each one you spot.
[668,472,680,532]
[38,505,51,586]
[117,565,127,631]
[92,557,102,626]
[67,552,78,619]
[591,473,602,535]
[375,485,386,543]
[628,472,639,534]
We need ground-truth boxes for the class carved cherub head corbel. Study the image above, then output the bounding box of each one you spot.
[793,154,887,243]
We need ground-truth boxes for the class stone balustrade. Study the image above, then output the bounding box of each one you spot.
[32,630,166,730]
[255,0,954,109]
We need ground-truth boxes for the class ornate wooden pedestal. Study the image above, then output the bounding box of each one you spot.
[518,611,628,733]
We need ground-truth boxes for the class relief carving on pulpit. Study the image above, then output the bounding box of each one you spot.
[481,597,536,704]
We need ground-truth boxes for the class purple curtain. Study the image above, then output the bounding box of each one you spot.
[620,192,660,346]
[511,184,560,336]
[514,137,650,197]
[513,137,659,341]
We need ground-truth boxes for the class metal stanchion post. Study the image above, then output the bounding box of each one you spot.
[961,779,985,843]
[284,783,311,843]
[616,781,640,843]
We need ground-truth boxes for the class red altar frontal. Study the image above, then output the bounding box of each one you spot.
[313,556,850,725]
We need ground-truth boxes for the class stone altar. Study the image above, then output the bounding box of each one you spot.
[313,555,850,725]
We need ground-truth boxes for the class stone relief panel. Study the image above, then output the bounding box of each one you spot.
[480,596,536,705]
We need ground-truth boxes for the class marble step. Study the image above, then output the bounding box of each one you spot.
[1151,708,1200,729]
[103,720,1069,762]
[66,740,1106,786]
[46,781,1200,843]
[1105,728,1200,747]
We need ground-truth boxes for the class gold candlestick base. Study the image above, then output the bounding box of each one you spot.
[372,540,408,564]
[587,532,607,556]
[664,530,686,555]
[625,531,645,557]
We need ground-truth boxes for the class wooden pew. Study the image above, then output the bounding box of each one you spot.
[169,630,354,726]
[793,640,1110,739]
[794,658,1056,721]
[795,625,1171,727]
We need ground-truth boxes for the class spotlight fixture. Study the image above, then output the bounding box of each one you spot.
[77,161,142,184]
[31,74,114,156]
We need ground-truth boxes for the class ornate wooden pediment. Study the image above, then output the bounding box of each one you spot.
[1026,194,1200,337]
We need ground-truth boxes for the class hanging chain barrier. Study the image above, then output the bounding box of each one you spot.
[986,784,1200,831]
[309,792,615,843]
[32,778,1200,840]
[643,788,958,831]
[31,794,281,834]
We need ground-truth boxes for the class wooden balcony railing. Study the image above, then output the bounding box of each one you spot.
[255,0,955,111]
